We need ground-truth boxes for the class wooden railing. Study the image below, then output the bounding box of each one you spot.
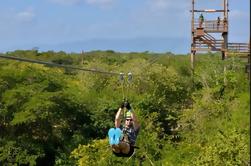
[228,43,250,53]
[201,33,216,47]
[193,19,228,32]
[193,39,224,51]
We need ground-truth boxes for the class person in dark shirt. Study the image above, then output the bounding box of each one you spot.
[108,102,140,156]
[199,13,204,27]
[217,16,221,30]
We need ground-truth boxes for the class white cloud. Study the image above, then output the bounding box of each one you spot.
[124,0,190,38]
[50,0,82,5]
[149,0,171,10]
[15,8,35,23]
[0,7,35,25]
[230,9,248,19]
[85,0,114,5]
[148,0,190,11]
[50,0,116,8]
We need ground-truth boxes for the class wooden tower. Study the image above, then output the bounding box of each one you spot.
[190,0,250,70]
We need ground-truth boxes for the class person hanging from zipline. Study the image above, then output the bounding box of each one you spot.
[108,101,140,157]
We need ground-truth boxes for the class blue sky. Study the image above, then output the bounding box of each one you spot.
[0,0,249,54]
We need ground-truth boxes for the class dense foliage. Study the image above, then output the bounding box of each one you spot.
[0,50,249,165]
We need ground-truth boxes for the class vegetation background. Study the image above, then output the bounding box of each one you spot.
[0,50,249,165]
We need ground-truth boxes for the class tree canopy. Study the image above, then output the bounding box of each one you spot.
[0,50,249,165]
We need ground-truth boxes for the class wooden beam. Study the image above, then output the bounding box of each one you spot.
[190,9,229,12]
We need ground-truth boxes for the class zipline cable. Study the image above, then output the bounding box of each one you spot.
[142,55,161,72]
[0,54,120,76]
[148,56,160,66]
[0,53,161,77]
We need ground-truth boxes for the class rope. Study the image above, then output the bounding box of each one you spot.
[125,148,154,165]
[145,153,155,166]
[0,54,120,76]
[119,73,125,100]
[125,72,133,100]
[119,72,133,103]
[126,149,136,163]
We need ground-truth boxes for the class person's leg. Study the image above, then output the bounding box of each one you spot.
[119,142,130,154]
[114,128,122,145]
[110,128,130,154]
[111,144,121,153]
[108,128,116,145]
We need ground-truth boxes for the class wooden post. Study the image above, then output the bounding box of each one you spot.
[191,51,195,70]
[191,0,195,71]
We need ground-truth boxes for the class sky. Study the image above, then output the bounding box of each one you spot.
[0,0,249,54]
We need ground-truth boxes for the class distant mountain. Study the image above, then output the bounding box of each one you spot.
[2,37,190,54]
[42,37,190,54]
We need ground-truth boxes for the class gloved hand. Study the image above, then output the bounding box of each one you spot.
[120,102,125,109]
[125,102,131,111]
